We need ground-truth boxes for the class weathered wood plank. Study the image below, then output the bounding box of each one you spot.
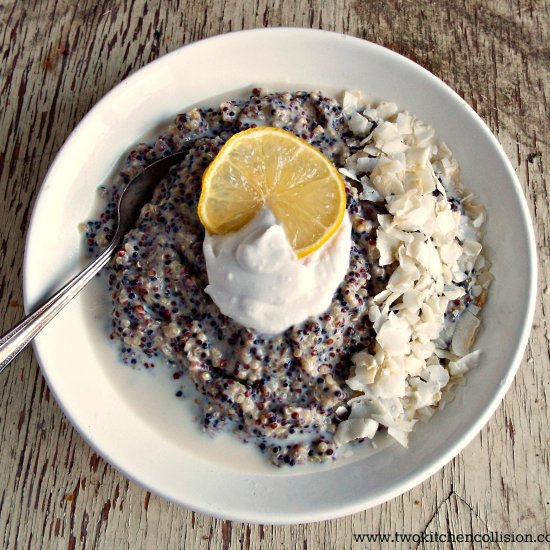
[0,0,548,548]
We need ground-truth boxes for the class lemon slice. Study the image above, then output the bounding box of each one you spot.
[198,127,347,258]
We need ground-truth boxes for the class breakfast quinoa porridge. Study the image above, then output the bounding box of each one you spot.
[85,89,491,466]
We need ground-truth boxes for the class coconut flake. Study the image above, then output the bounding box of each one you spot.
[359,176,384,202]
[334,418,379,446]
[395,112,413,134]
[376,228,401,266]
[451,310,480,356]
[372,122,407,155]
[347,351,379,389]
[448,350,482,376]
[342,89,362,113]
[338,167,360,182]
[376,313,411,356]
[374,101,399,120]
[370,156,405,196]
[348,111,372,136]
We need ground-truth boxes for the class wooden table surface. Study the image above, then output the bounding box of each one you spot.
[0,1,548,548]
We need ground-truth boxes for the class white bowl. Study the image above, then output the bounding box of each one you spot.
[23,28,537,524]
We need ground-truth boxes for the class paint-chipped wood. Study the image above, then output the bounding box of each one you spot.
[0,0,548,548]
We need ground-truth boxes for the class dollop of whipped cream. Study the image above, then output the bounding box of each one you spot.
[203,209,352,334]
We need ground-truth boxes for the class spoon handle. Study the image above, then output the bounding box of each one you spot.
[0,241,118,373]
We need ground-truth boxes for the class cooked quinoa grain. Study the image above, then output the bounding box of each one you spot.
[85,89,489,466]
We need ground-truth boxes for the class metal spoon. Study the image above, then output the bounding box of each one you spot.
[0,150,188,373]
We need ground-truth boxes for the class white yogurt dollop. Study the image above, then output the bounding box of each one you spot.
[203,209,352,334]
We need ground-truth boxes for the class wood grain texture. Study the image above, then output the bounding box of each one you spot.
[0,0,548,548]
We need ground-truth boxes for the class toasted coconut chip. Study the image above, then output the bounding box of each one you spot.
[366,354,408,399]
[409,364,450,408]
[439,241,463,267]
[347,399,371,419]
[395,112,413,134]
[434,141,452,160]
[389,193,437,233]
[401,288,427,311]
[372,288,392,305]
[370,156,405,196]
[376,313,412,357]
[412,238,443,276]
[347,351,379,389]
[434,207,459,239]
[359,176,384,202]
[452,269,468,283]
[379,214,415,243]
[342,89,362,113]
[368,304,384,331]
[338,167,360,182]
[411,340,435,360]
[412,121,435,147]
[434,347,456,360]
[451,310,480,356]
[462,239,483,258]
[345,150,366,172]
[334,418,379,446]
[371,412,416,436]
[471,285,482,297]
[406,146,430,168]
[404,165,437,194]
[415,302,445,342]
[438,156,460,179]
[348,111,372,136]
[448,350,482,376]
[443,284,466,300]
[404,355,426,376]
[356,156,378,173]
[335,405,348,418]
[376,397,405,418]
[472,211,485,228]
[374,101,399,120]
[362,143,381,156]
[376,228,401,266]
[387,265,419,293]
[372,121,407,154]
[388,248,420,291]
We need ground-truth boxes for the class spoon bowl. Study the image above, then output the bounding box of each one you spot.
[0,151,188,372]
